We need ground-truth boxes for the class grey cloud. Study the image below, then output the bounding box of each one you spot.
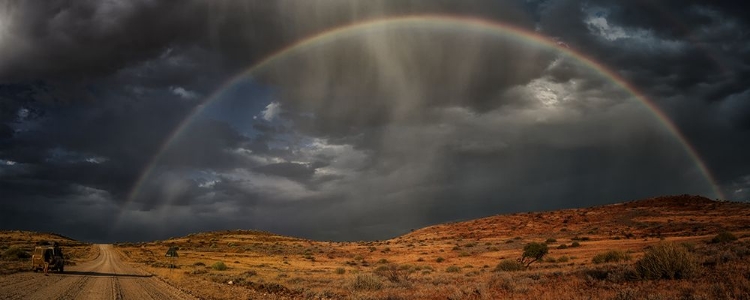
[253,162,317,182]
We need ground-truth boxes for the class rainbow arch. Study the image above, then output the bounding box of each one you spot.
[123,14,724,214]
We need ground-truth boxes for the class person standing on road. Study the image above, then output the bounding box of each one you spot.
[43,249,52,275]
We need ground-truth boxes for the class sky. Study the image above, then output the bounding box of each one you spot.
[0,0,748,243]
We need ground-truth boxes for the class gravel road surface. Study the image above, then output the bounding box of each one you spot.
[0,244,196,300]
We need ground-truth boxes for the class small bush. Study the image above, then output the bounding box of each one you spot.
[335,267,346,274]
[211,261,227,271]
[545,238,557,244]
[458,251,470,257]
[711,231,738,244]
[377,258,389,264]
[592,250,631,264]
[2,247,30,260]
[636,242,698,280]
[351,274,383,291]
[557,244,568,249]
[445,265,461,273]
[557,256,569,263]
[375,265,390,273]
[193,262,205,266]
[374,264,410,283]
[571,242,581,247]
[494,259,524,272]
[436,257,445,263]
[583,266,639,283]
[191,269,208,275]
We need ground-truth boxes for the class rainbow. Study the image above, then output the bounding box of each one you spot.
[122,14,724,215]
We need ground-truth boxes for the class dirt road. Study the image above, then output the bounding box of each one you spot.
[0,244,196,300]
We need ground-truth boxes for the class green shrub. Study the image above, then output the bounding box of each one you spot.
[377,258,389,264]
[557,256,569,263]
[436,257,445,263]
[351,274,383,291]
[193,261,206,266]
[494,259,524,272]
[557,244,568,249]
[636,243,698,280]
[545,238,557,244]
[592,250,631,264]
[521,242,549,267]
[445,265,461,273]
[711,231,738,244]
[458,251,470,257]
[570,242,581,247]
[211,261,227,271]
[335,267,346,274]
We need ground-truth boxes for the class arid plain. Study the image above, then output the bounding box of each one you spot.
[2,195,749,299]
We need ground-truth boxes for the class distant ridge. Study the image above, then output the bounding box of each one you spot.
[109,194,750,244]
[5,195,746,244]
[398,194,750,242]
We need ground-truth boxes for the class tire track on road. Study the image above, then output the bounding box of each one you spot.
[0,245,196,300]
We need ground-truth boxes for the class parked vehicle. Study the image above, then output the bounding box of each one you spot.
[31,245,64,273]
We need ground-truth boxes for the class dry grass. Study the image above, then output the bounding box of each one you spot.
[108,195,750,299]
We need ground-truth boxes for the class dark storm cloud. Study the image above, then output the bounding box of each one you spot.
[1,0,749,242]
[0,0,210,80]
[0,0,534,81]
[590,2,750,188]
[527,0,750,188]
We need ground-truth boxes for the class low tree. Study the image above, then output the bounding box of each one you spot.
[519,242,549,267]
